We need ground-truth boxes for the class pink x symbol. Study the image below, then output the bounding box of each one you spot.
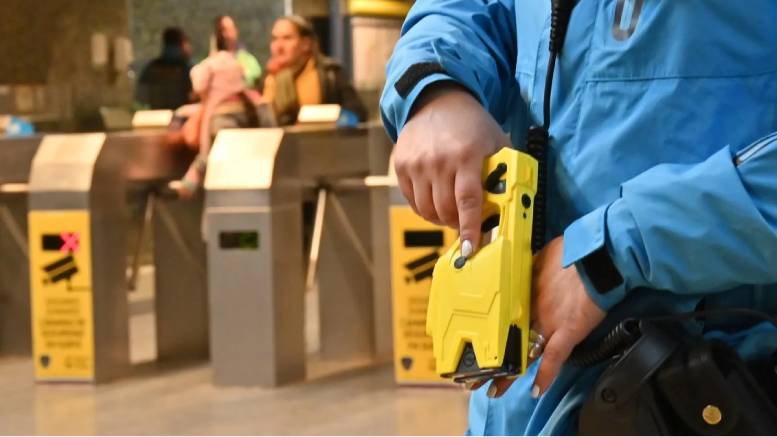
[60,232,80,253]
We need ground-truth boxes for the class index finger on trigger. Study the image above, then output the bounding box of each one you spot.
[454,162,484,255]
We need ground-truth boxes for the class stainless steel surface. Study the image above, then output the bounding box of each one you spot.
[27,131,205,382]
[104,130,191,183]
[325,127,395,364]
[205,129,305,387]
[317,186,375,360]
[127,194,154,292]
[0,204,27,258]
[306,188,328,291]
[367,125,394,363]
[206,126,371,189]
[90,194,131,383]
[29,131,191,210]
[207,205,305,386]
[204,126,381,387]
[0,136,43,184]
[286,125,372,179]
[0,135,45,356]
[0,194,32,356]
[28,133,129,382]
[310,124,392,362]
[328,192,374,278]
[29,133,105,195]
[153,193,209,361]
[205,129,286,190]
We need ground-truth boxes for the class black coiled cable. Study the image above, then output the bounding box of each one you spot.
[527,0,576,253]
[549,0,575,55]
[526,127,549,253]
[569,319,642,367]
[569,308,777,367]
[544,0,575,127]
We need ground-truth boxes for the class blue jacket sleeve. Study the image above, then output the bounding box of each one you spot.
[563,133,777,310]
[379,0,519,142]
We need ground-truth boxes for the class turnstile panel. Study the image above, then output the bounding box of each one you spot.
[28,210,95,381]
[389,205,456,385]
[206,206,305,386]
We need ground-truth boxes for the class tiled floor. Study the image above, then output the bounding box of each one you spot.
[0,357,470,435]
[1,265,470,435]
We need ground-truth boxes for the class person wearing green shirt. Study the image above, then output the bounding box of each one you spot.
[235,48,261,88]
[214,15,262,87]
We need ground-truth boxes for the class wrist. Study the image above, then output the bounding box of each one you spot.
[563,203,629,311]
[407,81,480,120]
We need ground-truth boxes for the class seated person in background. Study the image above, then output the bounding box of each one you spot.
[136,27,193,110]
[172,48,275,198]
[213,15,262,88]
[261,15,367,125]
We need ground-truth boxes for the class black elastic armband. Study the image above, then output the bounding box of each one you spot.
[581,245,624,294]
[394,62,446,98]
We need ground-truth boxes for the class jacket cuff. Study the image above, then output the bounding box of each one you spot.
[380,64,476,142]
[379,72,449,142]
[563,203,628,311]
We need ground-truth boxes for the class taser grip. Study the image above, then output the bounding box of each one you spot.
[426,147,538,381]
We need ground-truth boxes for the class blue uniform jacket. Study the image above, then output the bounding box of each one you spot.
[380,1,777,434]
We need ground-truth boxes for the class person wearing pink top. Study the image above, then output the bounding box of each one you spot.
[174,48,274,197]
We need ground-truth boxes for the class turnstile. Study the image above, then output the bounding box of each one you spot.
[0,135,44,355]
[365,124,394,363]
[204,125,384,386]
[27,132,207,382]
[204,128,304,387]
[342,147,456,385]
[387,176,456,384]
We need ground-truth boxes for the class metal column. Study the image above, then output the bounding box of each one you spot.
[27,131,202,382]
[366,124,394,363]
[153,191,209,361]
[0,136,43,355]
[205,128,306,387]
[28,133,129,382]
[205,125,379,386]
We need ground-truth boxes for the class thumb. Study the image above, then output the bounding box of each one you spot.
[532,330,575,397]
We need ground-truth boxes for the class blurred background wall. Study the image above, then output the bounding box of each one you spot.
[130,0,284,69]
[0,0,132,131]
[0,0,406,131]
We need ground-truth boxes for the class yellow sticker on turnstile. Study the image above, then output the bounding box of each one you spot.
[29,210,94,381]
[390,206,457,384]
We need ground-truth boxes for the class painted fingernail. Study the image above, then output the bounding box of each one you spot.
[531,385,541,399]
[461,240,473,258]
[487,383,498,398]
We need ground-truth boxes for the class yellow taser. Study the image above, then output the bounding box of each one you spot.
[427,147,538,383]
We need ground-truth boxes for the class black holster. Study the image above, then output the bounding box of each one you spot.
[579,321,777,435]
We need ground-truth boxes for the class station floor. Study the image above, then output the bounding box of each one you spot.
[0,358,470,435]
[0,268,470,435]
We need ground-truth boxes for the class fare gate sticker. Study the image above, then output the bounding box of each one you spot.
[29,211,94,381]
[389,206,456,384]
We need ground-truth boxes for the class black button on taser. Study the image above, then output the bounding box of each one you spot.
[485,163,508,194]
[521,194,532,209]
[454,256,467,269]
